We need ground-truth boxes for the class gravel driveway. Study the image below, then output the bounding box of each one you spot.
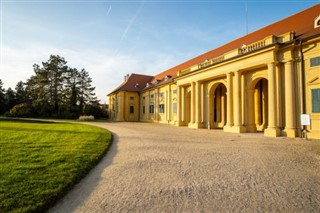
[49,122,320,213]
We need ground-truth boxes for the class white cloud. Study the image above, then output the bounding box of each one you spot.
[1,41,184,103]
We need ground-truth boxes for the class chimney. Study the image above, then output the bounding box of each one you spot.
[124,74,130,81]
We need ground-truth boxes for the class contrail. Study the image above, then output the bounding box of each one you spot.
[106,5,112,16]
[114,1,144,56]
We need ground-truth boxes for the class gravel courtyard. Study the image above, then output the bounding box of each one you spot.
[49,122,320,213]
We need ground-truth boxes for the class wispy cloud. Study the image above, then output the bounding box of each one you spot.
[114,1,145,56]
[106,5,112,16]
[2,41,183,102]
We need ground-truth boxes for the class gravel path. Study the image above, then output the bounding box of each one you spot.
[49,122,320,213]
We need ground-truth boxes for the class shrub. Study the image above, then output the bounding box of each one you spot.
[9,103,32,117]
[78,115,95,121]
[83,104,108,119]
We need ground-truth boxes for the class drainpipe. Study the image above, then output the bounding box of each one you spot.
[299,39,307,136]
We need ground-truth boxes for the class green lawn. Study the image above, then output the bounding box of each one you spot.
[0,119,112,213]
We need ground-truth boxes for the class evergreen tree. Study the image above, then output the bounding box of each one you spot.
[3,55,99,118]
[65,68,80,116]
[78,68,97,112]
[15,81,28,105]
[42,55,68,115]
[26,65,51,116]
[0,80,6,114]
[4,88,16,113]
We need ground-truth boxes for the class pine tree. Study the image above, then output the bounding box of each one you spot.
[42,55,68,115]
[15,81,28,105]
[78,68,97,113]
[4,88,16,113]
[65,68,80,116]
[0,80,6,114]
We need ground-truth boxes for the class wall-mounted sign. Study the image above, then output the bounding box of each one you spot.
[301,114,311,126]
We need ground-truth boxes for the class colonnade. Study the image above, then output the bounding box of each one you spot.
[176,60,299,137]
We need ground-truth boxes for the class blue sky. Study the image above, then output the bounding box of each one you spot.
[1,0,319,103]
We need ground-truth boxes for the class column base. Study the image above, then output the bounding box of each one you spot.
[176,121,187,126]
[223,125,246,133]
[188,122,204,129]
[264,127,280,137]
[232,125,247,133]
[223,125,233,132]
[246,125,257,133]
[284,128,298,138]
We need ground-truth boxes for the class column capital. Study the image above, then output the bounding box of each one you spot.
[267,61,281,67]
[227,71,233,75]
[283,59,294,64]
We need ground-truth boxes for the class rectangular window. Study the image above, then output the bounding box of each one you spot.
[150,94,154,99]
[142,106,145,114]
[130,97,134,100]
[149,105,154,113]
[312,89,320,113]
[159,92,164,98]
[173,102,177,113]
[130,106,134,114]
[159,104,165,113]
[310,56,320,67]
[172,89,177,94]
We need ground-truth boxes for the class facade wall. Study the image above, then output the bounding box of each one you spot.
[109,33,320,139]
[140,84,178,124]
[109,91,140,121]
[304,37,320,139]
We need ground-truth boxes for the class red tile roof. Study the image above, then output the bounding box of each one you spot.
[150,3,320,82]
[109,4,320,94]
[108,73,153,95]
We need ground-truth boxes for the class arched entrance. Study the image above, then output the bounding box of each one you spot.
[248,78,268,132]
[208,83,227,129]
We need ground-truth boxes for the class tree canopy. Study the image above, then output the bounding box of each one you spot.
[1,55,107,119]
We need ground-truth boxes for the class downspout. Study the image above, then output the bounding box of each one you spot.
[299,39,307,135]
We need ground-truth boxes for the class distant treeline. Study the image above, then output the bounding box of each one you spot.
[0,55,107,119]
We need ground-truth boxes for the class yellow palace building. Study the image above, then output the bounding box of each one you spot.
[108,4,320,139]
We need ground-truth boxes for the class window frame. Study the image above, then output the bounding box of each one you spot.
[311,88,320,113]
[310,56,320,67]
[130,106,134,114]
[159,104,165,113]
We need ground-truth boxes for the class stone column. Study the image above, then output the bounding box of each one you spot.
[194,81,202,128]
[247,89,256,132]
[223,72,233,132]
[233,71,245,133]
[221,88,226,126]
[201,83,205,123]
[284,60,297,137]
[265,62,280,137]
[177,86,183,126]
[190,82,195,124]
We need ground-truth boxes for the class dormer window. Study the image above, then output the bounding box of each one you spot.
[315,15,320,28]
[155,80,160,84]
[135,83,139,88]
[164,75,172,81]
[146,83,152,88]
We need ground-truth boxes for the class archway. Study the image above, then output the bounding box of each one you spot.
[208,83,227,129]
[248,78,268,132]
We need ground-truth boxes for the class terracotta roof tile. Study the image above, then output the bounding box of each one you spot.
[151,4,320,82]
[108,73,153,95]
[110,4,319,94]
